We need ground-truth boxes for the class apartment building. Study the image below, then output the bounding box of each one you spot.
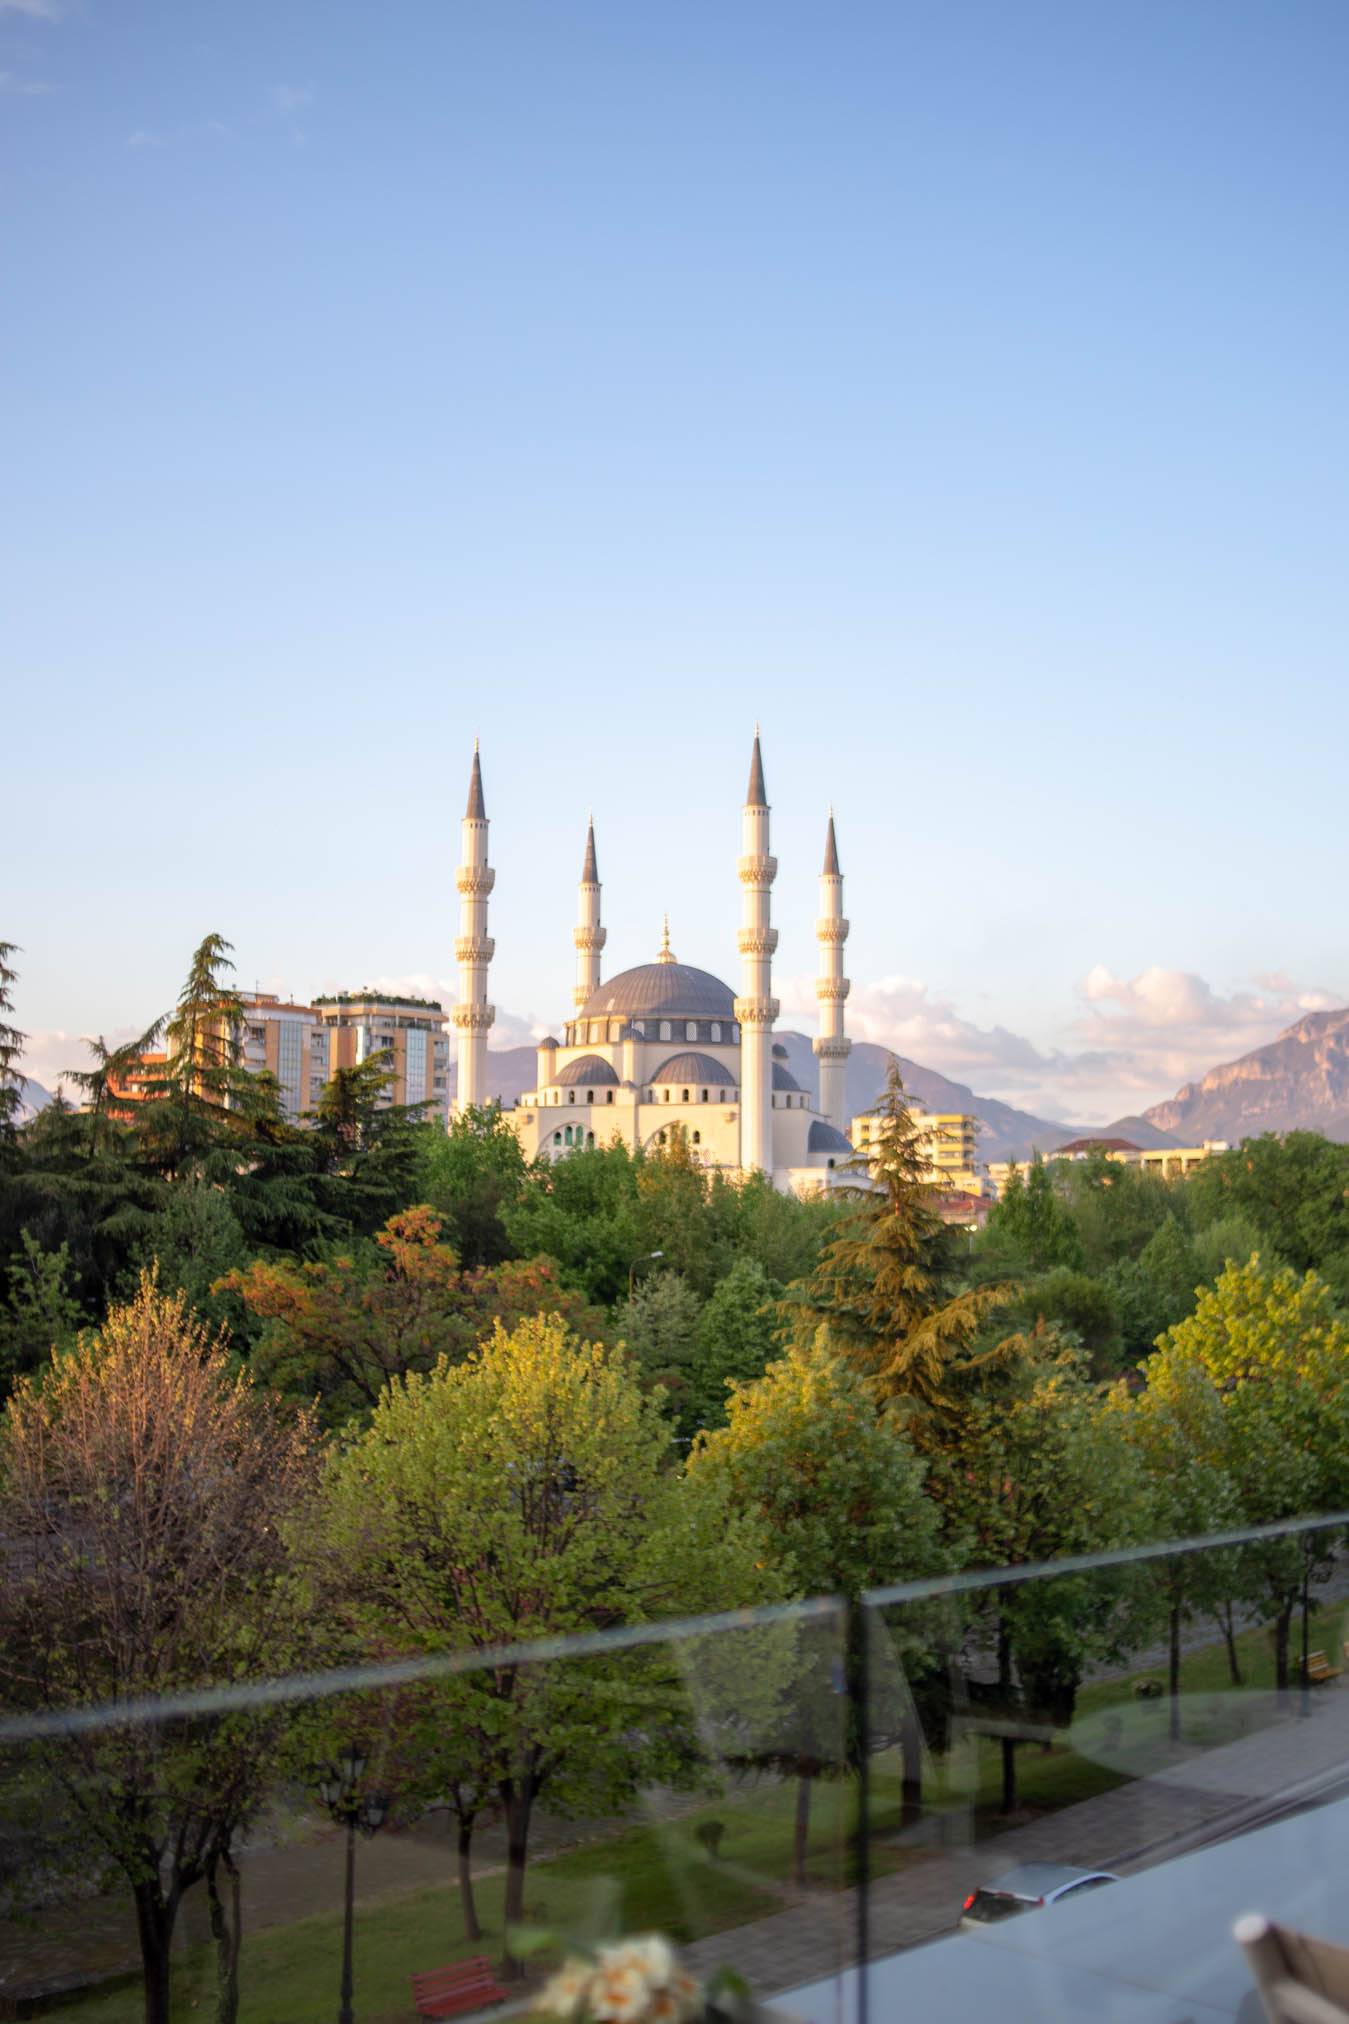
[850,1104,987,1196]
[311,991,451,1120]
[238,993,329,1120]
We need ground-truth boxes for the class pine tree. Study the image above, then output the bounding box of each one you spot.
[0,943,26,1140]
[788,1061,1014,1415]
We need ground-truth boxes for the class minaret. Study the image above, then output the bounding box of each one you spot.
[453,743,495,1115]
[813,810,851,1133]
[572,815,606,1009]
[734,729,778,1175]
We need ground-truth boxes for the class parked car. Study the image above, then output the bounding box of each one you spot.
[958,1862,1119,1929]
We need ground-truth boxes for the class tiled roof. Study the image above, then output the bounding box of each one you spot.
[650,1052,738,1086]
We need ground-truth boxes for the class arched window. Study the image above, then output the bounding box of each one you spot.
[663,1088,670,1103]
[827,1157,836,1170]
[692,1130,701,1145]
[563,1125,572,1146]
[660,1021,672,1041]
[605,1090,614,1105]
[700,1089,708,1102]
[610,1020,621,1042]
[553,1130,562,1145]
[586,1131,594,1147]
[633,1020,644,1036]
[657,1129,666,1145]
[718,1089,725,1102]
[710,1022,721,1043]
[686,1022,696,1042]
[568,1091,575,1105]
[681,1088,689,1103]
[586,1089,594,1105]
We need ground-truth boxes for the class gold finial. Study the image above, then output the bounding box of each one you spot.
[656,915,676,964]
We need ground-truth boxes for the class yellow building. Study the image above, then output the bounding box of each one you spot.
[238,992,328,1120]
[986,1137,1231,1195]
[849,1105,987,1196]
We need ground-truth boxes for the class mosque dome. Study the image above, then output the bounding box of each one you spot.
[772,1062,802,1091]
[651,1052,738,1086]
[579,962,736,1023]
[808,1119,853,1154]
[555,1053,620,1086]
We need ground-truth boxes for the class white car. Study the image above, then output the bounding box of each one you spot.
[958,1862,1119,1929]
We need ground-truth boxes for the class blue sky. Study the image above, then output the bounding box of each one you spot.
[6,1,1348,1122]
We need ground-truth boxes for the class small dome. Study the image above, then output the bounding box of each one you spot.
[772,1042,789,1059]
[808,1119,853,1154]
[580,962,736,1022]
[651,1053,738,1086]
[555,1053,619,1087]
[772,1063,802,1091]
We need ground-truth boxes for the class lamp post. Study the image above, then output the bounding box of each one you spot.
[628,1248,664,1301]
[317,1745,390,2024]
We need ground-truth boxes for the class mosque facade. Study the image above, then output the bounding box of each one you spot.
[452,733,857,1192]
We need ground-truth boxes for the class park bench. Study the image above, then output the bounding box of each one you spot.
[1299,1649,1341,1684]
[411,1957,512,2019]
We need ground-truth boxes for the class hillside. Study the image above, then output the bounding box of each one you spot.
[1144,1007,1349,1144]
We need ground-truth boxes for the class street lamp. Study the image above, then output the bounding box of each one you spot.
[628,1248,664,1301]
[317,1745,391,2024]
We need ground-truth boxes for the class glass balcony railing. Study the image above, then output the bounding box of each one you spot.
[5,1516,1349,2022]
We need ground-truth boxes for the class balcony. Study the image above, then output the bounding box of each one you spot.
[4,1517,1348,2021]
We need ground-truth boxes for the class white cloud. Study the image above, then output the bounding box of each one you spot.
[778,963,1343,1124]
[0,0,62,18]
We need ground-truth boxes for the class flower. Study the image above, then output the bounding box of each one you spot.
[535,1935,710,2024]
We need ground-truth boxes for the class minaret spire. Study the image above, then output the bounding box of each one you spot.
[573,814,606,1008]
[813,811,851,1133]
[453,745,496,1114]
[734,728,778,1177]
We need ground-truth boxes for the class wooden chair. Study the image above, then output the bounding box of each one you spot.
[1235,1913,1349,2024]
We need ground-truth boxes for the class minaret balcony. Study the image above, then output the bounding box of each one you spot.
[455,936,496,965]
[815,978,852,1002]
[814,917,850,943]
[733,995,780,1027]
[572,926,607,951]
[452,1003,496,1032]
[455,866,496,895]
[813,1035,853,1059]
[736,853,778,886]
[736,927,779,957]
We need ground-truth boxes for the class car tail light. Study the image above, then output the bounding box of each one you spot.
[962,1894,976,1912]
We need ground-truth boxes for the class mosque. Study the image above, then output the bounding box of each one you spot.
[451,732,857,1192]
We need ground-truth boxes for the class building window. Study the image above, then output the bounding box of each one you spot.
[660,1021,672,1041]
[586,1131,594,1147]
[568,1091,575,1105]
[657,1130,666,1145]
[586,1089,594,1105]
[686,1022,696,1042]
[633,1021,644,1036]
[692,1130,701,1145]
[711,1023,721,1043]
[719,1090,725,1102]
[605,1090,614,1105]
[663,1089,670,1103]
[681,1088,689,1103]
[827,1158,836,1169]
[700,1089,708,1103]
[553,1131,562,1145]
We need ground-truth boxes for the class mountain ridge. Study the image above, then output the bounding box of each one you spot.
[1143,1006,1349,1144]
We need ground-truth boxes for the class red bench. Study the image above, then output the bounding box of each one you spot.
[411,1957,512,2019]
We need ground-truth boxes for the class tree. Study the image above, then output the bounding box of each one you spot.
[688,1337,945,1866]
[0,941,26,1139]
[986,1153,1084,1274]
[1,1230,84,1392]
[1186,1133,1349,1278]
[413,1103,528,1268]
[787,1062,1014,1416]
[1142,1256,1349,1692]
[221,1207,607,1425]
[1105,1212,1202,1367]
[620,1267,705,1421]
[319,1314,767,1967]
[0,1275,319,2024]
[687,1258,784,1434]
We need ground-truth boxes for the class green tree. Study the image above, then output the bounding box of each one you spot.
[986,1152,1084,1273]
[503,1140,644,1305]
[1,1231,84,1389]
[788,1062,1014,1415]
[1186,1133,1349,1278]
[688,1257,784,1433]
[620,1266,705,1419]
[319,1314,767,1962]
[1106,1212,1201,1366]
[689,1337,945,1865]
[1021,1265,1122,1375]
[413,1103,528,1268]
[0,1275,320,2024]
[1143,1256,1349,1692]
